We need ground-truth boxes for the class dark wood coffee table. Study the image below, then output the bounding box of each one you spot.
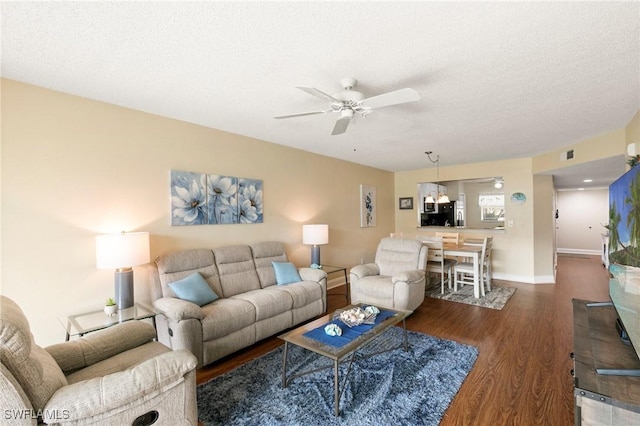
[278,304,412,416]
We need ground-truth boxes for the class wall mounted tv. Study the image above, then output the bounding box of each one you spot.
[608,163,640,370]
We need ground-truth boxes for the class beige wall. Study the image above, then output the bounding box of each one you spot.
[395,124,636,284]
[532,128,628,174]
[2,78,637,345]
[532,174,555,280]
[627,110,640,151]
[395,157,539,282]
[1,79,394,346]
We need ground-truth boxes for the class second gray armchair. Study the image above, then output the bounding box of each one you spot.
[349,237,427,311]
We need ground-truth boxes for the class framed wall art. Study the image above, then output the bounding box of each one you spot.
[399,197,414,210]
[360,184,377,227]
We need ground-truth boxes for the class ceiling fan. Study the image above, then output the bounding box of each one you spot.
[274,77,420,135]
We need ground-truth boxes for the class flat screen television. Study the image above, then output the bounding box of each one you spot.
[608,164,640,365]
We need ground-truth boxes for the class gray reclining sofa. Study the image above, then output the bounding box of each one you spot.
[148,241,327,367]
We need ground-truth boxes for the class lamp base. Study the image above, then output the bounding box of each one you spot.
[114,269,134,309]
[310,245,321,267]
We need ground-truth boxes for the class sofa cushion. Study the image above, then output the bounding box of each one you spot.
[169,272,219,306]
[0,296,67,412]
[251,241,288,288]
[200,298,256,341]
[271,281,324,309]
[156,249,223,299]
[232,288,293,321]
[213,245,261,297]
[272,262,302,286]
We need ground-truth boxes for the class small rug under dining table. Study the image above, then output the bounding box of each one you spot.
[426,282,516,310]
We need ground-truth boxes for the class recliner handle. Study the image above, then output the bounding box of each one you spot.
[132,410,159,426]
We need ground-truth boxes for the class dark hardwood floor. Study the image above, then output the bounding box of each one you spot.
[196,254,610,425]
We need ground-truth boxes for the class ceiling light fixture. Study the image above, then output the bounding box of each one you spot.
[425,151,450,203]
[494,179,503,189]
[583,179,593,183]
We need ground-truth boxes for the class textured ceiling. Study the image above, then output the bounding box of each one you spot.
[2,2,638,189]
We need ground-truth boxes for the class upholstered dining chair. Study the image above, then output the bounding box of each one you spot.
[349,237,427,311]
[418,236,457,294]
[0,295,198,425]
[454,237,493,297]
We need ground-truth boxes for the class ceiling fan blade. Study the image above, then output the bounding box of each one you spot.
[359,88,420,109]
[296,86,341,103]
[274,110,330,119]
[331,114,352,136]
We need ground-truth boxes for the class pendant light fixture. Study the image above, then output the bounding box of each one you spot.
[425,151,450,204]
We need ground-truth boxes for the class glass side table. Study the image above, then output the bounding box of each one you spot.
[59,302,156,341]
[322,265,350,304]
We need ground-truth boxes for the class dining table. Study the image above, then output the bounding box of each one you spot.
[443,242,484,298]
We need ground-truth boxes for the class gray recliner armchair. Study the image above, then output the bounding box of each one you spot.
[0,295,198,425]
[349,237,427,311]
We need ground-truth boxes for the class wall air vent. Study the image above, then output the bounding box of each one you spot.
[560,149,575,161]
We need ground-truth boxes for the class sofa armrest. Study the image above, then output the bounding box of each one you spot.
[392,270,425,285]
[45,321,156,374]
[43,349,197,423]
[350,263,380,281]
[298,267,327,283]
[153,297,204,321]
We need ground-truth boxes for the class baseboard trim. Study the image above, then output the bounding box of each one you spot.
[557,248,601,256]
[493,272,556,285]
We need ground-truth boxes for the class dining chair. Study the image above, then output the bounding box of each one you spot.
[436,232,459,245]
[461,238,484,263]
[454,237,493,297]
[417,236,456,294]
[437,231,460,262]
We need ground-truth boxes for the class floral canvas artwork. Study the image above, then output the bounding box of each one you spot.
[360,184,377,227]
[171,171,207,226]
[238,178,264,224]
[171,170,263,226]
[207,175,238,224]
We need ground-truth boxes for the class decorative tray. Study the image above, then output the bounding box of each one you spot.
[334,306,380,327]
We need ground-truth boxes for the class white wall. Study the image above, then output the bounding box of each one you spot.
[556,189,609,254]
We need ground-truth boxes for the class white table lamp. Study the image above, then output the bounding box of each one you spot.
[302,224,328,267]
[96,231,150,309]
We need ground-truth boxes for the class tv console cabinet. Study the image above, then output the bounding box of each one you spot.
[572,299,640,425]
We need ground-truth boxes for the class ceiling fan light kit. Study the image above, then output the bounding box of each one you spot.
[274,77,420,135]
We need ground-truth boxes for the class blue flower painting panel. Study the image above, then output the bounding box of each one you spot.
[238,178,263,224]
[207,175,238,224]
[171,170,207,225]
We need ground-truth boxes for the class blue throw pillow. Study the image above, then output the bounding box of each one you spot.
[272,261,302,285]
[169,272,219,306]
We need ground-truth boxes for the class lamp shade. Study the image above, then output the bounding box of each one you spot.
[302,224,329,245]
[96,232,150,269]
[437,193,450,203]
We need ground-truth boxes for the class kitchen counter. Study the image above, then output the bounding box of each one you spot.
[417,226,506,233]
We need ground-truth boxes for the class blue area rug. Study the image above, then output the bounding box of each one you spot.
[197,327,478,425]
